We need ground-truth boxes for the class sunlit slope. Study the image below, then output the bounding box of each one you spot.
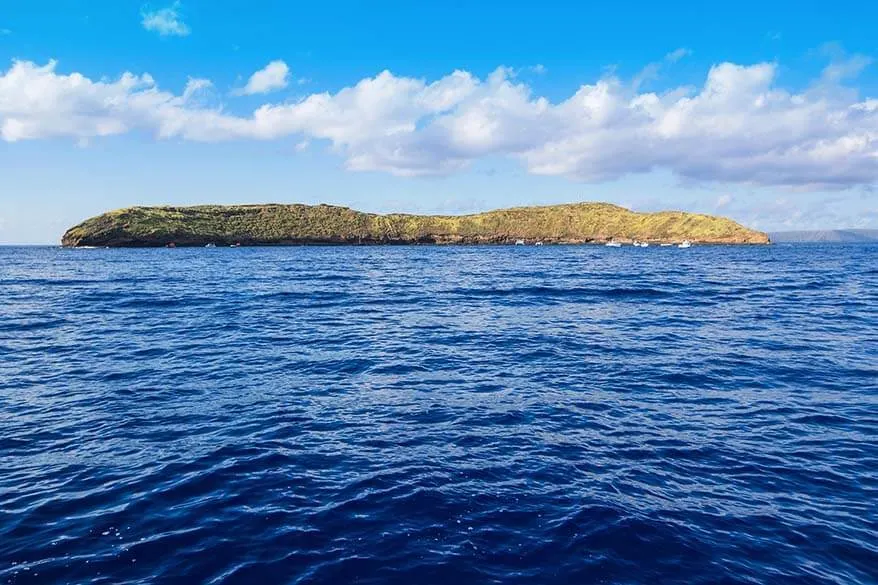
[62,202,769,247]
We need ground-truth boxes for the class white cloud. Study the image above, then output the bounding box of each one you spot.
[0,29,11,36]
[141,2,190,37]
[822,54,872,83]
[235,60,290,95]
[632,47,691,90]
[665,48,691,63]
[2,57,878,189]
[181,77,213,101]
[716,194,733,208]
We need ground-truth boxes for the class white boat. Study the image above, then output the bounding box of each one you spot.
[678,240,692,248]
[640,242,649,248]
[606,240,622,247]
[205,243,216,248]
[660,243,673,247]
[534,241,544,246]
[514,239,525,245]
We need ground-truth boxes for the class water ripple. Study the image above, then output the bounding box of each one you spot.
[1,244,876,584]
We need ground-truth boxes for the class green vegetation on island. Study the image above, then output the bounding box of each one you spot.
[61,202,770,247]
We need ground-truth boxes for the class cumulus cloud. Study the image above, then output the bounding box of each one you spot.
[2,57,878,189]
[235,60,290,95]
[141,2,190,37]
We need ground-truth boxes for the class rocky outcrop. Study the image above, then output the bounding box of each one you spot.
[61,202,770,247]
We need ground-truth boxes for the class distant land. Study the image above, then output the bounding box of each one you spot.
[769,229,878,243]
[61,202,770,247]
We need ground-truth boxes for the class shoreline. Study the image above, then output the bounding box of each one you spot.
[61,239,771,248]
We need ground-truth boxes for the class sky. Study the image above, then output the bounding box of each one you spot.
[1,0,877,243]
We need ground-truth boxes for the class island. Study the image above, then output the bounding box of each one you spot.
[769,229,878,243]
[61,202,769,247]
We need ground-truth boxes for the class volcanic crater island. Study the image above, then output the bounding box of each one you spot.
[61,202,769,247]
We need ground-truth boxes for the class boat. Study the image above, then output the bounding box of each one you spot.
[534,241,544,246]
[205,243,216,248]
[641,242,649,248]
[660,243,673,247]
[515,239,525,245]
[606,240,622,247]
[678,240,692,248]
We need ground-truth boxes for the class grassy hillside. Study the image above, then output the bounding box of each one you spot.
[61,202,769,247]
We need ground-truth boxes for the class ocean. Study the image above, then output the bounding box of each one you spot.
[1,244,876,584]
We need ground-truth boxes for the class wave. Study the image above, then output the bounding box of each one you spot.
[1,243,875,584]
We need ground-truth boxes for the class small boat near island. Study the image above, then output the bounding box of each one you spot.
[678,240,692,248]
[606,240,622,247]
[515,239,525,245]
[205,243,216,248]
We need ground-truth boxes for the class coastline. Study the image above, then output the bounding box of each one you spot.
[61,202,770,248]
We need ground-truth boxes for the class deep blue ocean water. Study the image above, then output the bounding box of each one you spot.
[1,243,876,585]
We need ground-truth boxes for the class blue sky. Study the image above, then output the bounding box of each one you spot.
[1,0,877,243]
